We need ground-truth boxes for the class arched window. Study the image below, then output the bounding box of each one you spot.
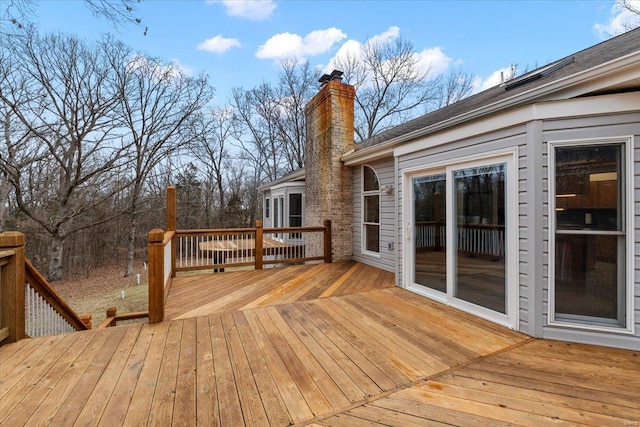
[362,166,380,254]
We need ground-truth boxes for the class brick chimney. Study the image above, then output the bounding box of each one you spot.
[304,70,355,261]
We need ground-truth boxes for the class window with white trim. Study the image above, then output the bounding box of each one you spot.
[550,139,632,331]
[363,166,380,254]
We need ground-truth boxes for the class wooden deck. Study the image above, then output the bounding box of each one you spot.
[165,261,396,320]
[1,263,639,426]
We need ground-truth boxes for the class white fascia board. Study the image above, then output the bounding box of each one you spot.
[258,170,306,192]
[343,145,393,166]
[342,51,640,164]
[270,182,306,192]
[395,91,640,157]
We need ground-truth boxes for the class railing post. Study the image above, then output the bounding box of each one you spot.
[323,220,332,264]
[148,229,165,323]
[167,186,177,278]
[0,232,26,343]
[80,314,92,330]
[255,220,263,270]
[106,307,117,327]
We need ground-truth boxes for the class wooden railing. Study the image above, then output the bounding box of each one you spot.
[174,221,331,272]
[147,220,332,323]
[416,222,505,259]
[146,186,333,323]
[148,229,175,323]
[98,307,148,329]
[0,232,89,345]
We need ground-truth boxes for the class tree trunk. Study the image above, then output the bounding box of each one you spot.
[48,234,65,281]
[0,174,10,232]
[125,210,136,277]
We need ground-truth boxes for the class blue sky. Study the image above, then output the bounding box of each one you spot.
[34,0,640,105]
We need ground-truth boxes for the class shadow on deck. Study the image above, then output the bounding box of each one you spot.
[1,262,638,426]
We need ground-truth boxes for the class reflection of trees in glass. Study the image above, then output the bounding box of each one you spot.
[455,166,505,226]
[413,176,445,223]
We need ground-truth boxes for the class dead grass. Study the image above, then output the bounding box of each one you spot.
[53,264,149,325]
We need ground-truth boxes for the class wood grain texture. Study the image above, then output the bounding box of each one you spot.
[0,263,637,426]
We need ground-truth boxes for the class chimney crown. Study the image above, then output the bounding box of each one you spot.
[318,69,344,87]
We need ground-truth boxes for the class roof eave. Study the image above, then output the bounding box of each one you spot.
[342,50,640,166]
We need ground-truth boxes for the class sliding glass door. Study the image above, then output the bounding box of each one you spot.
[407,152,516,327]
[453,164,506,314]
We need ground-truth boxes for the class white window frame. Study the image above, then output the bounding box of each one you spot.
[548,136,635,334]
[402,149,519,329]
[288,192,304,228]
[264,197,270,219]
[362,165,381,256]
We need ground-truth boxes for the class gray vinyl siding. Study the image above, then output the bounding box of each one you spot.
[541,112,640,349]
[352,159,396,273]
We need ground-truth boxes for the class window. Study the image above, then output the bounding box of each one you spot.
[550,140,632,331]
[273,197,280,227]
[265,198,270,219]
[289,193,303,239]
[363,166,380,254]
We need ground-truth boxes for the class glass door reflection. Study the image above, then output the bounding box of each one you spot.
[413,174,447,293]
[453,164,506,313]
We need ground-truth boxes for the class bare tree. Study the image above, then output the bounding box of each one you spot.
[0,31,132,280]
[188,107,236,228]
[273,60,316,171]
[2,0,143,34]
[232,84,284,184]
[437,67,476,108]
[117,54,213,277]
[333,36,442,142]
[620,0,640,29]
[232,60,315,185]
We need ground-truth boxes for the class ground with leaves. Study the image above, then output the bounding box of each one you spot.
[54,265,148,326]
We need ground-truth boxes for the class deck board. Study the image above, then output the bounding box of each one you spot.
[1,262,638,426]
[166,261,396,320]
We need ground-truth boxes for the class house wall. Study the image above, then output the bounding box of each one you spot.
[391,105,639,350]
[262,184,306,229]
[352,158,396,273]
[540,112,640,350]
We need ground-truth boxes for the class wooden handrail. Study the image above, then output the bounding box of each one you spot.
[1,231,90,344]
[25,259,88,332]
[98,307,148,328]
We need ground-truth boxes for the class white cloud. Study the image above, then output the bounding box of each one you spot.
[197,35,242,54]
[209,0,276,21]
[324,27,452,79]
[127,54,184,80]
[324,39,361,72]
[256,28,347,61]
[594,0,640,38]
[170,58,195,76]
[368,26,400,45]
[415,47,451,78]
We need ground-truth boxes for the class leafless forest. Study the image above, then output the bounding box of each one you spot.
[0,21,475,281]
